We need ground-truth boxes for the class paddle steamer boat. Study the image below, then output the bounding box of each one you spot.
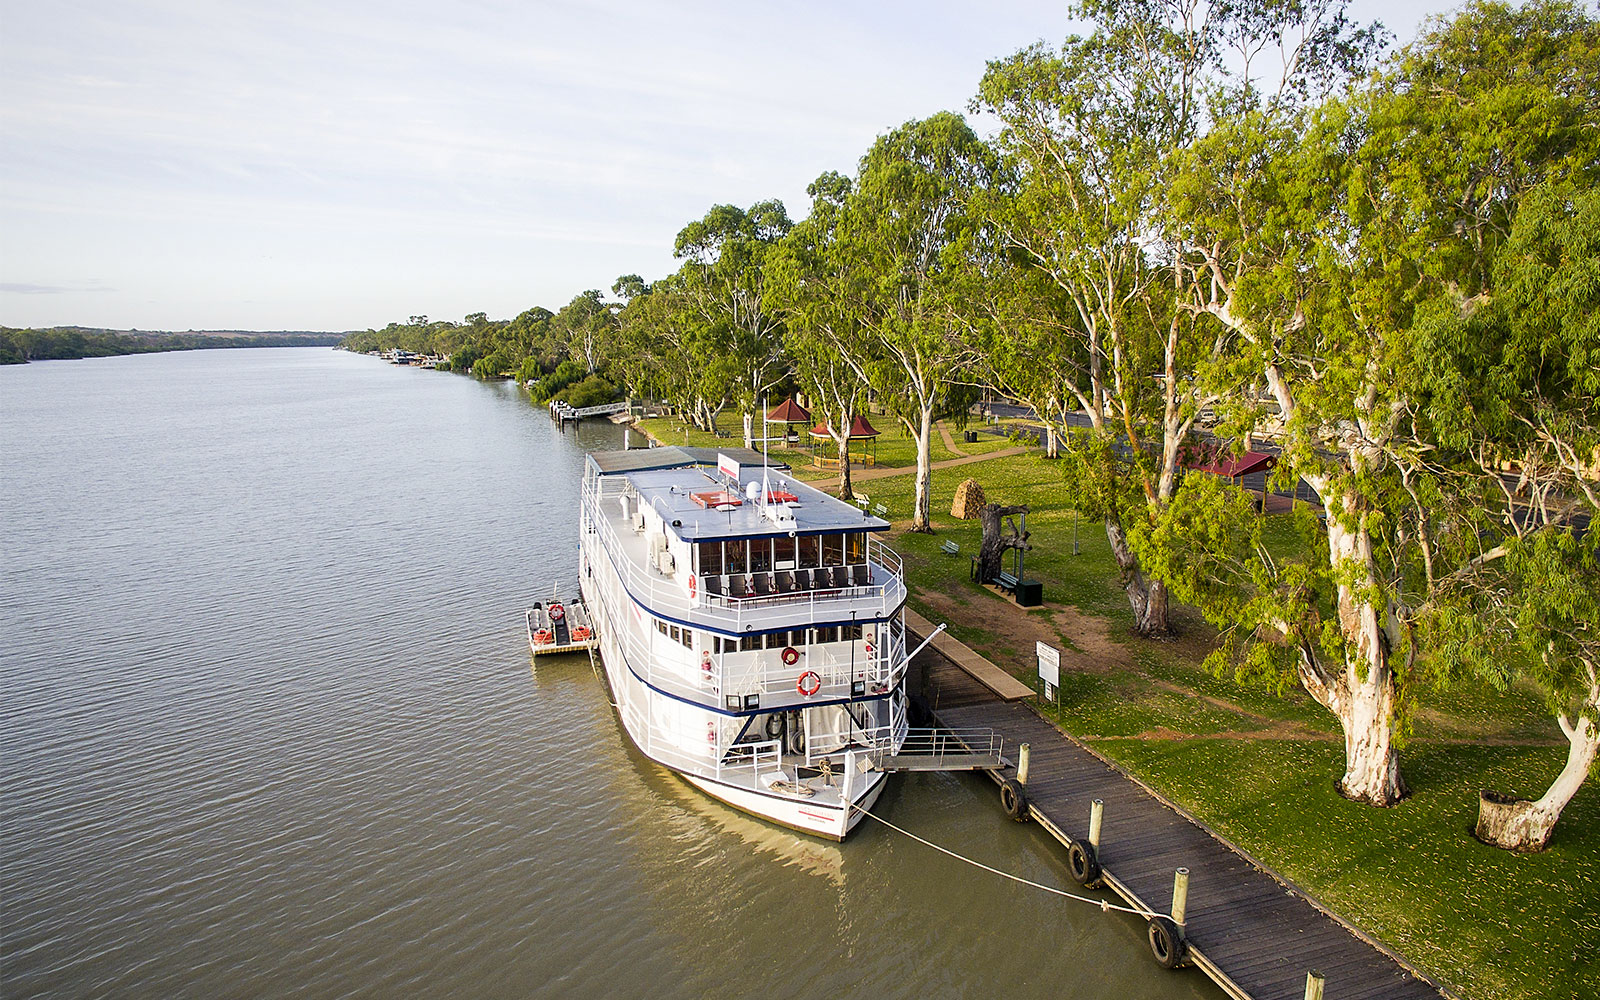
[579,447,909,839]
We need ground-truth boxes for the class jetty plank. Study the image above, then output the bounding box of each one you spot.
[910,631,1443,1000]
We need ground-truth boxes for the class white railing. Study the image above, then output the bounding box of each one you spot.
[591,561,907,712]
[718,740,781,781]
[582,476,907,634]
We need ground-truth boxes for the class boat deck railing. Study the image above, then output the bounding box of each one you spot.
[583,477,907,633]
[595,570,907,712]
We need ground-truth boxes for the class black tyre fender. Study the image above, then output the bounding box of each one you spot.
[1147,915,1186,969]
[999,778,1028,821]
[1066,838,1101,886]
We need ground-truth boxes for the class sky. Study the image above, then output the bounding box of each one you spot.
[2,0,1463,333]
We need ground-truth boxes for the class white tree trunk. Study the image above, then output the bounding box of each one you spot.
[910,406,934,532]
[742,411,753,450]
[1105,516,1171,635]
[1297,514,1408,806]
[1477,713,1599,852]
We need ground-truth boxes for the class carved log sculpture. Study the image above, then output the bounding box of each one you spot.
[977,503,1030,583]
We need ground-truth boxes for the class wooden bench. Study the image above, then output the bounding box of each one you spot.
[940,540,960,556]
[994,570,1020,592]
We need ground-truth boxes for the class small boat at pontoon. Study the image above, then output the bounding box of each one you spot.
[579,446,912,840]
[526,595,599,656]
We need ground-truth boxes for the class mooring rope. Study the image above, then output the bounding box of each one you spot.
[850,803,1147,917]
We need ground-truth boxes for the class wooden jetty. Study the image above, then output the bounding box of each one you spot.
[911,624,1446,1000]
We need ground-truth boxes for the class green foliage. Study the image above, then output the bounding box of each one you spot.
[2,326,342,362]
[556,373,619,409]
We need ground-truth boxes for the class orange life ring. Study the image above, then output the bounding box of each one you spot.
[549,603,565,622]
[781,646,800,666]
[797,670,821,697]
[688,575,697,597]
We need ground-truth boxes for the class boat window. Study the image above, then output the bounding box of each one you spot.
[814,625,839,644]
[821,533,844,567]
[764,632,787,650]
[739,634,760,652]
[679,628,693,649]
[656,620,668,636]
[724,540,748,575]
[773,535,795,570]
[670,625,681,644]
[797,534,820,569]
[791,629,807,647]
[750,538,772,573]
[697,542,723,576]
[844,624,863,641]
[846,532,865,565]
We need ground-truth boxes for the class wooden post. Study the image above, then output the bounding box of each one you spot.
[1089,798,1104,849]
[1304,971,1325,1000]
[1171,867,1190,926]
[1017,743,1031,786]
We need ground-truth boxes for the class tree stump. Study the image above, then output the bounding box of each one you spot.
[1475,789,1555,852]
[977,503,1030,583]
[951,478,986,519]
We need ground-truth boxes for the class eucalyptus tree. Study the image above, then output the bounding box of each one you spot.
[1159,0,1596,806]
[771,172,874,500]
[613,272,741,434]
[830,112,995,532]
[672,200,794,448]
[973,0,1381,635]
[550,290,618,375]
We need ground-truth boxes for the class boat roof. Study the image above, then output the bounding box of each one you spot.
[587,447,889,541]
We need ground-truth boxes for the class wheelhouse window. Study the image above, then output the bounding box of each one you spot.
[821,533,844,567]
[697,541,723,576]
[774,535,796,570]
[846,532,865,565]
[814,625,840,644]
[750,538,773,573]
[725,540,748,575]
[797,535,820,569]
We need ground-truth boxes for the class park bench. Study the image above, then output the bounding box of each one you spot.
[995,570,1020,593]
[940,539,960,556]
[872,503,889,517]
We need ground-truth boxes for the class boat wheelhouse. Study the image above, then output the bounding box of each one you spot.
[579,446,909,839]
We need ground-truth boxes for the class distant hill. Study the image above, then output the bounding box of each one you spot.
[0,326,352,364]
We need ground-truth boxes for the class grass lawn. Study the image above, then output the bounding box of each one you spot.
[864,448,1597,1000]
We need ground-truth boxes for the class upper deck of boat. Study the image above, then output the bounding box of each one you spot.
[585,446,889,540]
[582,447,905,632]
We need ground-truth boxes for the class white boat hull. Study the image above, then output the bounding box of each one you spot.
[682,768,887,842]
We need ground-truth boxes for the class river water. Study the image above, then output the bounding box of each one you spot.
[1,348,1217,999]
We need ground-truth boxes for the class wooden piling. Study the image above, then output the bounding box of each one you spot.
[1304,971,1325,1000]
[1171,867,1190,927]
[1088,798,1104,849]
[1017,743,1031,786]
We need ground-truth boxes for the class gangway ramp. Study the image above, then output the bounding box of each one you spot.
[876,727,1004,773]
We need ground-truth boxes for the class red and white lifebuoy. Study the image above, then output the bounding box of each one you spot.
[688,575,697,598]
[707,721,717,744]
[781,646,800,666]
[796,670,822,697]
[701,650,713,679]
[864,641,874,655]
[549,603,565,622]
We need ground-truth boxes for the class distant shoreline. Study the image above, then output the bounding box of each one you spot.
[0,326,348,365]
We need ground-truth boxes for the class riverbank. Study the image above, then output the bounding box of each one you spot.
[848,447,1593,1000]
[617,407,1596,998]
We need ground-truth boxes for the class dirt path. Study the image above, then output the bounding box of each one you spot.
[936,420,966,456]
[852,445,1032,482]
